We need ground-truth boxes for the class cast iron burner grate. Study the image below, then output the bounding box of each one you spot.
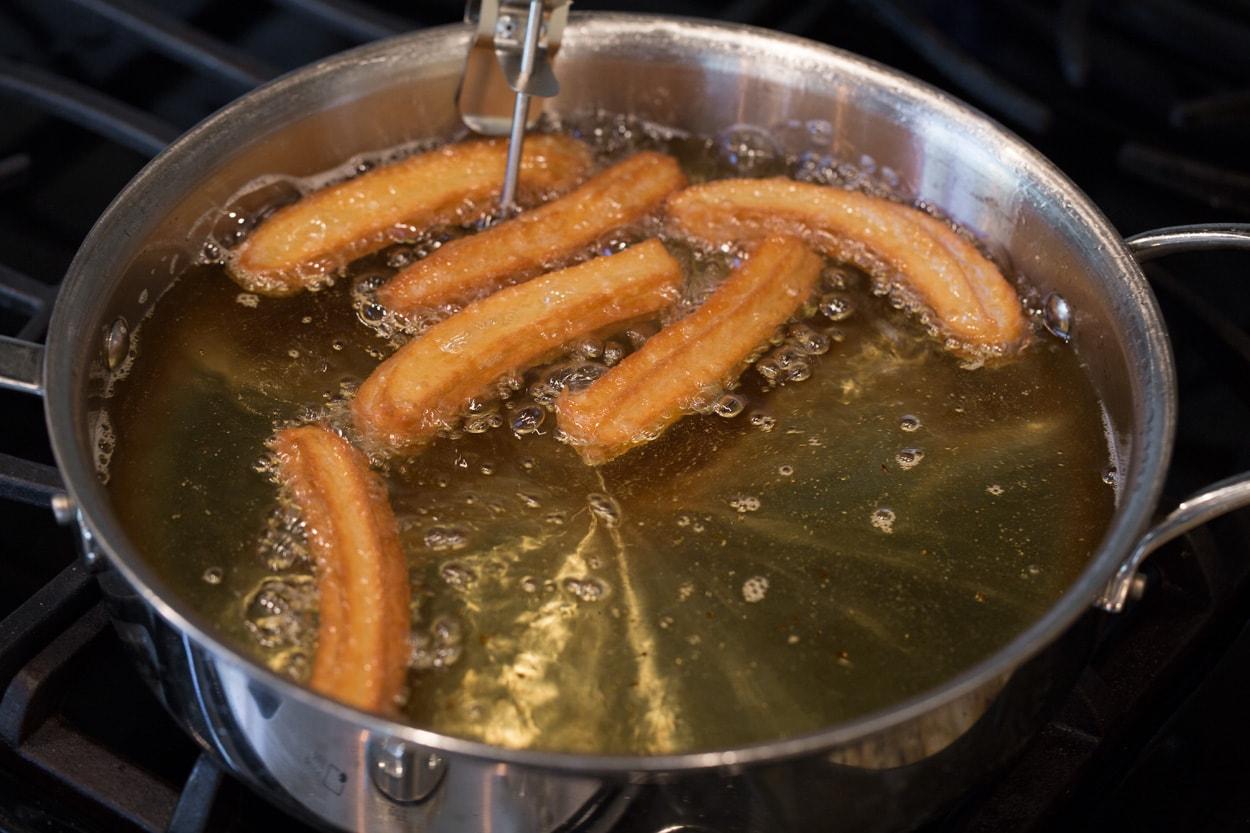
[1,1,1249,832]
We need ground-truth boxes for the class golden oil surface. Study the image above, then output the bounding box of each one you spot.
[105,123,1115,755]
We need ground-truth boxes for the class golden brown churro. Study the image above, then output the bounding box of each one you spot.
[353,239,682,452]
[378,152,687,313]
[271,425,410,712]
[229,135,592,297]
[556,237,821,464]
[666,179,1026,351]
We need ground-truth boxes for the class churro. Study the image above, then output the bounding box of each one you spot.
[271,425,410,712]
[229,135,592,297]
[666,179,1026,351]
[354,239,683,451]
[378,152,687,313]
[557,237,821,464]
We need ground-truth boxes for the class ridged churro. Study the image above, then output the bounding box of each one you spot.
[557,237,822,464]
[229,135,592,297]
[666,179,1026,351]
[271,425,410,713]
[354,239,683,451]
[378,152,687,313]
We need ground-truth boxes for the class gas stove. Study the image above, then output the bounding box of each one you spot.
[2,2,1250,832]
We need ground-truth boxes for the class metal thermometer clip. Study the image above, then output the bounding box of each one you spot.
[457,0,571,214]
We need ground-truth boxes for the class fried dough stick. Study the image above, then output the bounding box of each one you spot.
[378,152,687,313]
[229,135,592,297]
[666,179,1027,351]
[354,239,682,451]
[271,425,410,712]
[556,237,821,465]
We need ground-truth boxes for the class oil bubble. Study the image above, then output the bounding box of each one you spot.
[755,358,781,382]
[244,576,318,651]
[410,614,465,670]
[742,575,770,603]
[202,566,224,585]
[274,650,310,680]
[431,615,462,646]
[729,495,761,513]
[529,383,557,405]
[895,448,925,470]
[440,561,477,589]
[587,493,622,527]
[784,361,811,383]
[576,338,603,359]
[899,414,922,432]
[563,363,607,393]
[625,328,652,349]
[789,324,831,356]
[871,507,896,534]
[715,124,783,176]
[794,150,836,184]
[463,415,494,434]
[563,576,609,602]
[511,405,546,435]
[820,293,855,322]
[425,526,469,551]
[823,265,864,291]
[712,393,746,418]
[386,248,415,269]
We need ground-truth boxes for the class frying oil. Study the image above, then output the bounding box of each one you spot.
[104,114,1116,755]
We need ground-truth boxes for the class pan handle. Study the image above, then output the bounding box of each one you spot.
[1097,223,1250,613]
[1124,223,1250,262]
[0,335,44,396]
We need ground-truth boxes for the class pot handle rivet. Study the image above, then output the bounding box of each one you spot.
[1042,292,1072,341]
[105,317,129,371]
[368,736,447,804]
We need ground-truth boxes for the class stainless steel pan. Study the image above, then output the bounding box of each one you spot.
[3,14,1250,833]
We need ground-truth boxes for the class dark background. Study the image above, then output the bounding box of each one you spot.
[1,1,1249,831]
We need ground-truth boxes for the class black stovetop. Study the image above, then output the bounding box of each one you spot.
[2,1,1250,831]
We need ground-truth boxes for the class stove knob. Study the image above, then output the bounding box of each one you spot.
[368,737,447,804]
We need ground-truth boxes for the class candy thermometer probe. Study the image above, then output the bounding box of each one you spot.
[457,0,571,214]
